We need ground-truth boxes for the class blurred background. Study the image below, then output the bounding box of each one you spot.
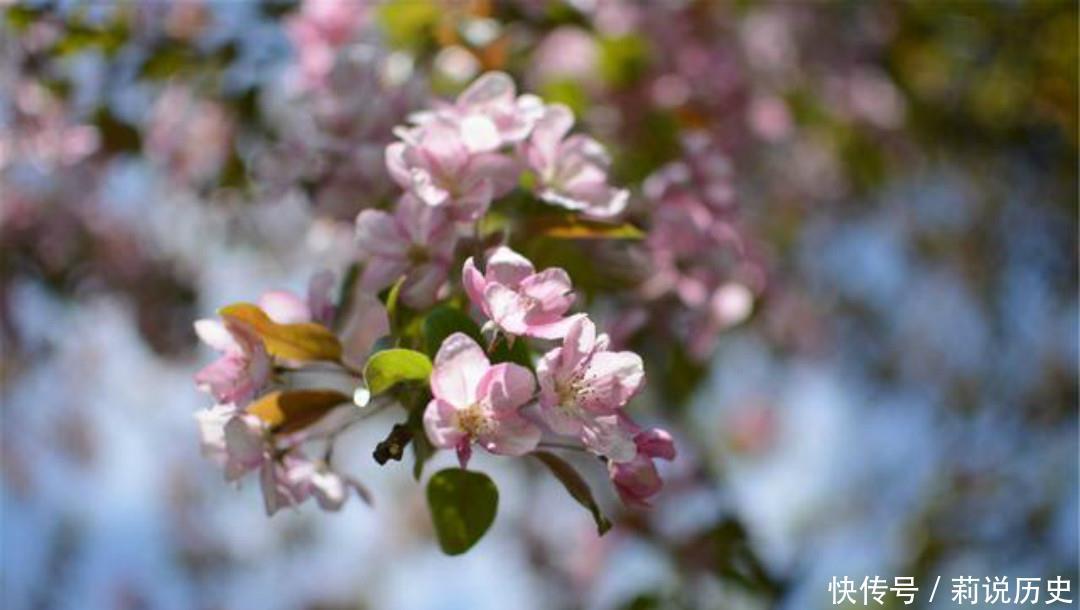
[1,1,1076,609]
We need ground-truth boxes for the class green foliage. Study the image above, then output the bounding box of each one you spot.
[598,34,650,88]
[533,451,612,535]
[377,0,439,53]
[539,79,589,117]
[422,305,482,357]
[363,349,433,395]
[426,468,499,555]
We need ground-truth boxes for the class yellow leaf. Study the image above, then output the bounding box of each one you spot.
[532,214,644,239]
[247,389,349,434]
[219,303,342,362]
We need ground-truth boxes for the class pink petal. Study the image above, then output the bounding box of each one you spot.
[423,398,467,450]
[418,119,469,177]
[385,142,411,188]
[477,362,536,415]
[259,290,311,324]
[194,319,237,352]
[582,414,638,463]
[609,454,662,508]
[579,350,645,411]
[431,333,490,406]
[559,315,596,371]
[457,71,515,108]
[468,152,520,197]
[484,283,531,335]
[307,270,337,326]
[459,115,502,153]
[484,246,534,287]
[636,428,676,461]
[401,262,446,309]
[340,294,390,370]
[524,313,586,340]
[356,209,408,258]
[529,103,574,169]
[462,257,489,315]
[360,257,408,293]
[535,399,584,437]
[478,414,540,457]
[519,267,575,317]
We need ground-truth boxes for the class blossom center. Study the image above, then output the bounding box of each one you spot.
[456,402,494,437]
[407,244,430,265]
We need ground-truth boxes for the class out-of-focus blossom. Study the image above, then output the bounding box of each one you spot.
[354,194,457,308]
[535,317,644,460]
[193,318,271,407]
[261,451,368,515]
[285,0,372,90]
[522,103,628,218]
[423,333,540,468]
[463,246,580,340]
[386,118,519,221]
[608,427,676,507]
[194,406,268,481]
[531,27,599,86]
[339,293,390,370]
[145,86,233,184]
[410,71,544,152]
[257,270,336,327]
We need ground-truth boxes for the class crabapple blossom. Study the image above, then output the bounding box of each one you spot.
[608,427,677,507]
[409,71,544,152]
[258,269,336,326]
[193,317,271,408]
[522,103,628,218]
[535,316,645,458]
[261,451,368,515]
[463,246,581,340]
[423,333,540,468]
[386,117,519,221]
[355,193,457,308]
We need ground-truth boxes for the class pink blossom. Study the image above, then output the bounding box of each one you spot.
[463,246,580,340]
[609,427,676,507]
[193,406,268,481]
[386,118,519,221]
[261,451,369,516]
[535,316,644,458]
[410,71,544,152]
[522,103,628,218]
[257,270,336,327]
[193,318,271,407]
[285,0,370,90]
[423,333,540,467]
[354,194,457,308]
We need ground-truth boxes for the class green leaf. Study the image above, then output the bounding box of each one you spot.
[247,390,349,435]
[532,214,644,240]
[423,305,482,357]
[219,303,343,362]
[490,335,533,371]
[599,34,650,88]
[426,468,499,555]
[533,451,612,535]
[363,348,433,395]
[381,275,407,335]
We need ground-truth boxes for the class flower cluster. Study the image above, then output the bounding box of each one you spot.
[634,134,761,360]
[193,274,387,515]
[356,71,629,309]
[427,245,675,506]
[193,71,672,532]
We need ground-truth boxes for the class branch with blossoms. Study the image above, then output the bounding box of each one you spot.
[192,72,675,553]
